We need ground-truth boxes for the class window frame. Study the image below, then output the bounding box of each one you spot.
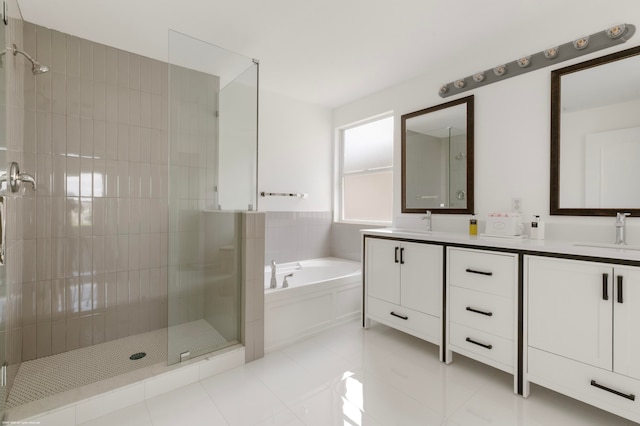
[336,113,394,225]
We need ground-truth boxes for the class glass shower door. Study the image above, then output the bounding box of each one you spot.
[0,0,24,417]
[167,30,258,364]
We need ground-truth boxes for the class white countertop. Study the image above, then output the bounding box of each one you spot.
[362,228,640,263]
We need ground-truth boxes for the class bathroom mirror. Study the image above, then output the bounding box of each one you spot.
[401,95,474,214]
[551,45,640,216]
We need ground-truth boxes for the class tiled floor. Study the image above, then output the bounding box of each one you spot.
[73,319,633,426]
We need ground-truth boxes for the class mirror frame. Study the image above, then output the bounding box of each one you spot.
[550,45,640,216]
[401,95,474,214]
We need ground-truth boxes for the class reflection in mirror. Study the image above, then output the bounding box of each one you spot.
[402,95,474,214]
[551,46,640,216]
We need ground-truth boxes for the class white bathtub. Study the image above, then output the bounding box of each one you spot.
[264,257,362,352]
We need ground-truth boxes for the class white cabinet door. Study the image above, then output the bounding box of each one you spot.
[527,256,612,370]
[401,242,442,316]
[613,265,640,381]
[366,238,401,304]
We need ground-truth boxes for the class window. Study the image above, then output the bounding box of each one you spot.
[339,115,393,223]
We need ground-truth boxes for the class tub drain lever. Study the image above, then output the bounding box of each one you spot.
[283,273,294,288]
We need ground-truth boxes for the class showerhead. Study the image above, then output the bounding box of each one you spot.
[31,61,49,75]
[11,44,49,75]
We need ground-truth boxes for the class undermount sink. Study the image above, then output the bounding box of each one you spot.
[573,242,640,252]
[386,228,433,235]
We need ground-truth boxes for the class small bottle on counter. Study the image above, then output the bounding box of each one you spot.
[469,215,478,236]
[530,215,545,240]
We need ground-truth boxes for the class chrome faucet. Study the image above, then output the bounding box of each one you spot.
[283,273,293,288]
[615,212,631,245]
[421,210,432,232]
[269,260,277,289]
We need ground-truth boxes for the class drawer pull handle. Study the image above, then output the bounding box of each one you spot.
[465,268,493,276]
[390,311,408,320]
[394,247,399,263]
[465,337,492,350]
[590,380,635,401]
[617,276,624,304]
[466,306,493,317]
[400,247,405,264]
[602,273,609,301]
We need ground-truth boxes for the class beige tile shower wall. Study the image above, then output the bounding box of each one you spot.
[20,22,170,361]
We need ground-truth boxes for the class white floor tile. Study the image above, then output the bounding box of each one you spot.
[254,409,305,426]
[27,406,76,426]
[77,402,152,426]
[145,382,228,426]
[201,366,286,425]
[289,387,381,426]
[246,351,330,405]
[67,319,638,426]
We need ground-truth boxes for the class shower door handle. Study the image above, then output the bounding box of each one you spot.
[0,196,5,265]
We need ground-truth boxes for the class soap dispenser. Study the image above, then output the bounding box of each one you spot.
[469,215,478,236]
[530,215,545,240]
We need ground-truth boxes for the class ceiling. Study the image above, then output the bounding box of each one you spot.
[16,0,640,108]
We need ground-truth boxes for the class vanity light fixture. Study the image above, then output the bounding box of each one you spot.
[543,47,559,59]
[517,56,531,68]
[573,36,589,50]
[439,23,635,98]
[472,72,485,82]
[493,65,507,76]
[607,24,626,39]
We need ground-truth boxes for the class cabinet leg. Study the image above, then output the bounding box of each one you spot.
[363,316,371,329]
[444,349,453,364]
[519,379,530,398]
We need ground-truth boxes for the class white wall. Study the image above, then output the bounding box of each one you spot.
[258,90,333,211]
[333,25,640,243]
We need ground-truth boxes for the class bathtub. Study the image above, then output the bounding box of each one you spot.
[264,257,362,352]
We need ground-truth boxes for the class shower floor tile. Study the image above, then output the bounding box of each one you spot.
[7,319,228,409]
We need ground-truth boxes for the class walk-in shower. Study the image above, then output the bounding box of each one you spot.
[0,2,259,421]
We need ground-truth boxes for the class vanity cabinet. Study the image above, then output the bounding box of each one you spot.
[364,237,443,347]
[526,256,640,422]
[446,248,518,378]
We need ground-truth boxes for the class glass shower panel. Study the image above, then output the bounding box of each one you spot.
[218,64,258,211]
[0,0,26,416]
[0,4,7,418]
[167,30,257,365]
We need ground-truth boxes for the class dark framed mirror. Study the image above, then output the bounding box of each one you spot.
[401,95,474,214]
[551,45,640,216]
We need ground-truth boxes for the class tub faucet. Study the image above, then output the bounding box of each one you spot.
[270,260,277,289]
[421,210,432,232]
[615,212,631,245]
[283,273,293,288]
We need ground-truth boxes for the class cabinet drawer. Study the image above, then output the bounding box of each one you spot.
[528,347,640,422]
[449,322,513,368]
[449,286,513,339]
[367,296,440,343]
[448,248,516,297]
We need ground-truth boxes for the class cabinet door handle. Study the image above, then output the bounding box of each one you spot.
[465,268,493,276]
[400,247,405,264]
[602,273,609,300]
[465,337,492,350]
[394,247,399,263]
[617,275,624,304]
[466,306,493,317]
[390,311,408,320]
[590,380,635,401]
